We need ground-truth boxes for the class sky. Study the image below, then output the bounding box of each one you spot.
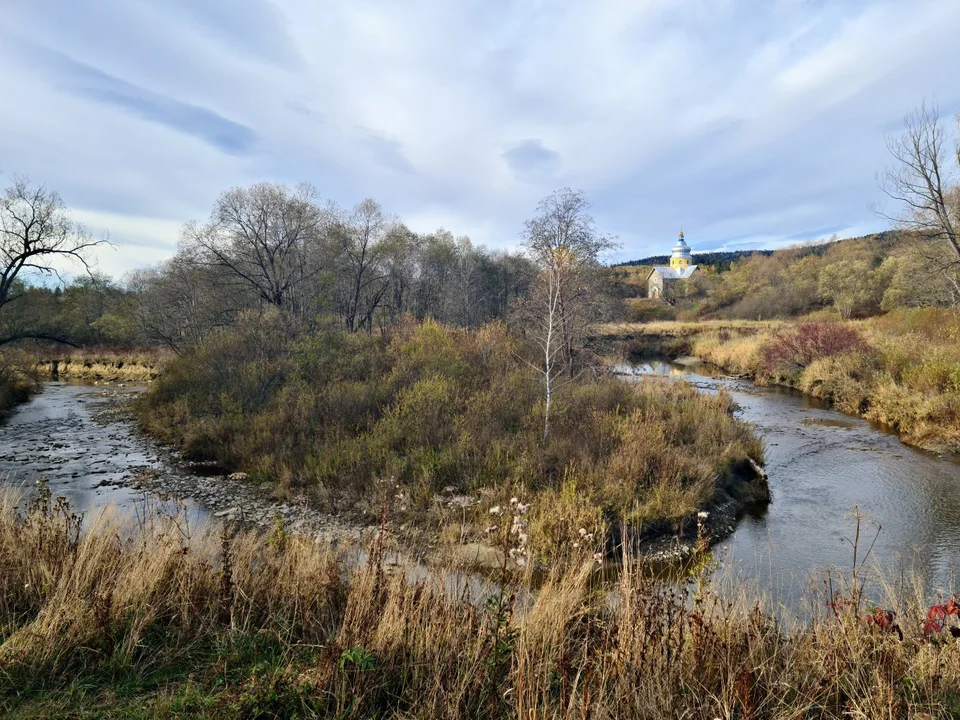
[1,0,958,278]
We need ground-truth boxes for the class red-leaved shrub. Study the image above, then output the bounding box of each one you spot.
[761,321,867,375]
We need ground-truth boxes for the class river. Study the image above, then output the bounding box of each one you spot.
[0,383,188,517]
[2,376,959,606]
[0,382,361,545]
[623,360,960,605]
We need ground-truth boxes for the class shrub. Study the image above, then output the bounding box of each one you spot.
[625,298,677,323]
[761,321,868,377]
[141,316,765,548]
[871,307,960,342]
[800,353,875,414]
[0,351,38,417]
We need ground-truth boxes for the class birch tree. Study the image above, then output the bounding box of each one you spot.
[518,247,574,441]
[522,188,618,375]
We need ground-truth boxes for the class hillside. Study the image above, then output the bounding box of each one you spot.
[617,248,771,271]
[617,231,899,272]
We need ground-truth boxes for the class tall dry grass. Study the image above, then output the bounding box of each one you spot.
[619,310,960,453]
[31,346,170,382]
[2,487,960,718]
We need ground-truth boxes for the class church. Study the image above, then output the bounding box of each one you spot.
[647,232,698,300]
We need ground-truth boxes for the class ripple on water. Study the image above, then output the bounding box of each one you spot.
[626,359,960,605]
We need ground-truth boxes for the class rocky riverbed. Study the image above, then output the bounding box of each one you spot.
[0,381,367,546]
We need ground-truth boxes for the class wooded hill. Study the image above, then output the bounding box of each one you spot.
[617,231,899,271]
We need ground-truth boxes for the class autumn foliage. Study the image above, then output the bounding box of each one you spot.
[761,321,868,376]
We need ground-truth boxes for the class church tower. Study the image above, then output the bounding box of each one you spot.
[669,231,692,270]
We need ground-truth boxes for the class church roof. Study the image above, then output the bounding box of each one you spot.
[651,265,698,280]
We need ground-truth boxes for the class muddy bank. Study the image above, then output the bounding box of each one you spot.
[612,455,769,563]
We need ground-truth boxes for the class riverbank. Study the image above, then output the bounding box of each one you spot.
[0,381,369,552]
[0,349,42,419]
[602,309,960,454]
[0,367,37,419]
[3,488,959,719]
[31,347,169,383]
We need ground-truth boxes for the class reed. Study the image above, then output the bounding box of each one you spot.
[1,487,959,718]
[31,346,170,383]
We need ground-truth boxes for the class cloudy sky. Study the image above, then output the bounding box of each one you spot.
[1,0,958,277]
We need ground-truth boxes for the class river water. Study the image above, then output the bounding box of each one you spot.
[623,360,960,605]
[2,376,959,606]
[0,382,209,528]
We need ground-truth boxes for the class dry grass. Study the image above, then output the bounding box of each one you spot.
[617,310,960,453]
[138,316,765,554]
[2,486,960,718]
[595,319,784,338]
[31,346,171,382]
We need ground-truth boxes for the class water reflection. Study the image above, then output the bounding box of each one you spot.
[0,382,207,530]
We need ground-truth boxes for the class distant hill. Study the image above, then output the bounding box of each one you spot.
[616,231,899,273]
[615,249,772,272]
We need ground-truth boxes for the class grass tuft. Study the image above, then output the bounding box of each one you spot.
[1,488,960,717]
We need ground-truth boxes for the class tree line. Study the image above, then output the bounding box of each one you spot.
[0,179,618,440]
[2,100,956,345]
[0,182,568,351]
[126,185,547,351]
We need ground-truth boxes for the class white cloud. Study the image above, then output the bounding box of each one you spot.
[0,0,958,268]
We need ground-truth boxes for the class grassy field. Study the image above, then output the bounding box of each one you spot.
[603,308,960,453]
[1,487,959,718]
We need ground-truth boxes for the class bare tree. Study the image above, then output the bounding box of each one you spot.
[376,224,420,327]
[878,102,960,299]
[127,257,239,353]
[522,188,618,375]
[0,177,104,344]
[181,182,329,314]
[335,199,392,332]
